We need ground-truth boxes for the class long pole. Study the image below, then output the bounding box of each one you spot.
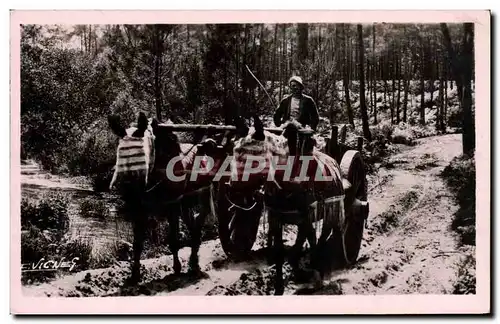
[245,64,277,108]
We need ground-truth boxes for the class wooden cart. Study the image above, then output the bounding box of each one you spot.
[158,123,369,267]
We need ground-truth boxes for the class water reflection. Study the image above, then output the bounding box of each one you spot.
[21,182,134,251]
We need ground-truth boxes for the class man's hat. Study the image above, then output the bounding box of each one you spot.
[289,76,304,88]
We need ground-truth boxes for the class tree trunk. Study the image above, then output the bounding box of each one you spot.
[279,25,284,99]
[330,26,340,124]
[419,40,425,125]
[440,23,463,105]
[348,32,353,87]
[259,24,264,81]
[371,24,376,119]
[235,30,240,106]
[223,45,230,124]
[396,48,401,124]
[316,25,321,102]
[373,56,378,125]
[283,25,288,85]
[271,24,278,91]
[444,77,448,123]
[288,29,294,75]
[391,47,396,124]
[429,40,435,110]
[403,61,409,123]
[251,29,258,107]
[243,24,249,106]
[372,61,376,110]
[438,62,445,132]
[154,27,163,120]
[383,55,388,109]
[342,24,354,127]
[297,23,309,63]
[357,24,372,142]
[367,58,372,114]
[441,22,474,155]
[461,23,475,156]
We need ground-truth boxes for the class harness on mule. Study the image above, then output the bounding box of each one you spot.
[264,123,347,237]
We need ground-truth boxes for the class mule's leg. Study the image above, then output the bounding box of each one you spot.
[290,219,306,265]
[167,208,182,274]
[266,216,274,265]
[304,218,317,253]
[130,203,147,284]
[270,212,285,295]
[289,220,308,281]
[304,219,324,288]
[182,191,209,275]
[290,201,318,283]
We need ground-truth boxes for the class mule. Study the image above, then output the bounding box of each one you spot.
[107,112,230,283]
[227,116,346,295]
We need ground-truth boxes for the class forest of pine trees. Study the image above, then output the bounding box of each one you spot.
[20,23,475,178]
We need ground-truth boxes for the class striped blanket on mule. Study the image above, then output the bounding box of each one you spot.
[109,126,155,190]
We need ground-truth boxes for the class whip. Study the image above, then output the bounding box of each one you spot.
[245,64,277,109]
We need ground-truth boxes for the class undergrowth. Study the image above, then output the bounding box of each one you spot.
[441,154,476,295]
[453,254,476,295]
[441,154,476,245]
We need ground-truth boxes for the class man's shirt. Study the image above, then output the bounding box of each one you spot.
[290,97,301,120]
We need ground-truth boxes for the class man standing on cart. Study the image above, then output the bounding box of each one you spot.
[273,76,320,131]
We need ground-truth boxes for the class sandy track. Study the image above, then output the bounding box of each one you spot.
[22,134,472,297]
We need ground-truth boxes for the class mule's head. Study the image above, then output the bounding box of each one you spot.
[282,120,316,157]
[228,115,289,195]
[108,112,157,196]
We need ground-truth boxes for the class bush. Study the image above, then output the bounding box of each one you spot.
[21,192,72,284]
[391,122,438,145]
[441,155,476,245]
[369,120,393,142]
[453,254,476,294]
[67,118,118,176]
[21,224,55,267]
[21,193,70,240]
[79,197,110,220]
[21,224,59,284]
[21,227,113,284]
[59,238,94,271]
[19,192,115,283]
[21,225,96,283]
[446,105,462,128]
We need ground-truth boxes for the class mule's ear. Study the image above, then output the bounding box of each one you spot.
[108,115,127,138]
[252,114,265,141]
[137,112,148,131]
[151,117,159,134]
[132,112,148,137]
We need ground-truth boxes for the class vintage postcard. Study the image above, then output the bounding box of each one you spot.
[10,10,491,315]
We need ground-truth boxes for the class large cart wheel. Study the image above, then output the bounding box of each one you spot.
[211,181,263,258]
[333,150,369,266]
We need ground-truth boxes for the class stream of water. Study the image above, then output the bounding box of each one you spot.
[21,162,134,251]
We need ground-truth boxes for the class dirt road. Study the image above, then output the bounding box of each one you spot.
[22,133,473,297]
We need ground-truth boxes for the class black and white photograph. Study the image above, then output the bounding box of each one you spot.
[11,10,490,314]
